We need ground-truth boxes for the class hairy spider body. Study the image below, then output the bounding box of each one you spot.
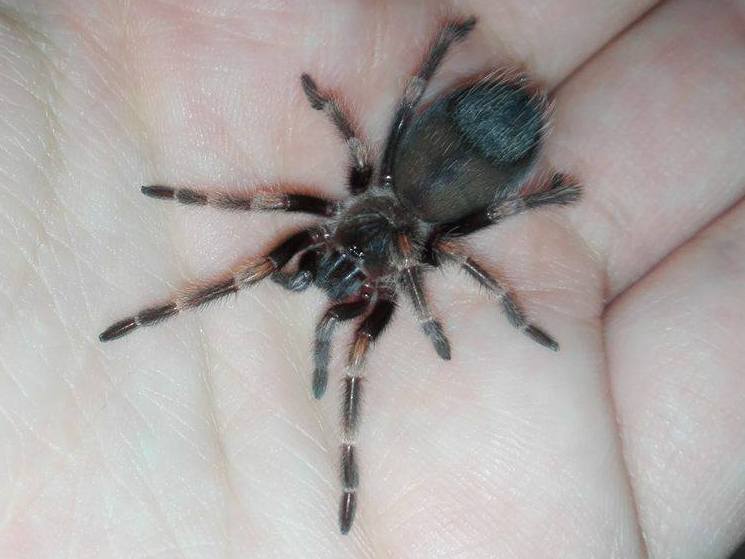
[394,80,547,223]
[100,16,581,534]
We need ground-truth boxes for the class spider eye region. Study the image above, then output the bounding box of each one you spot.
[335,208,396,276]
[347,244,365,260]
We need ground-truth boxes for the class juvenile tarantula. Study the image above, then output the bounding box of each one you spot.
[100,16,581,534]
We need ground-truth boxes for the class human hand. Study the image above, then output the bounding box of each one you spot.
[1,1,744,557]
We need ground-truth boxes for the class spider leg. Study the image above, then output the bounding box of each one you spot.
[380,16,477,187]
[141,185,338,217]
[312,297,371,399]
[434,173,582,238]
[437,248,559,351]
[270,248,320,292]
[339,292,397,534]
[99,228,323,341]
[300,74,373,195]
[397,234,451,360]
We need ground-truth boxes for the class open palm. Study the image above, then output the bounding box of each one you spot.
[1,1,744,557]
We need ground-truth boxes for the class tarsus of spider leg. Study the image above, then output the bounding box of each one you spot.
[338,296,396,534]
[438,250,559,351]
[99,229,320,342]
[396,233,451,360]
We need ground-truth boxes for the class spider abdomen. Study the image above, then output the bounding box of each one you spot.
[393,79,547,224]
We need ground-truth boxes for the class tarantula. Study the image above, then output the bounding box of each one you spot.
[100,16,581,534]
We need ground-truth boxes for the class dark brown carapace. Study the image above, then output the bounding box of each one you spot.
[100,16,581,534]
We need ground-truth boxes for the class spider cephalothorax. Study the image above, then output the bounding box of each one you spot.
[100,16,581,534]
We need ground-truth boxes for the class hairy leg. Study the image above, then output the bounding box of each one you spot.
[339,293,397,534]
[432,173,581,239]
[380,16,476,187]
[141,185,339,216]
[99,228,322,340]
[312,297,370,398]
[436,248,558,350]
[301,74,373,195]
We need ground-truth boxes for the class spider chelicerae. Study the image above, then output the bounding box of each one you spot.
[100,16,581,534]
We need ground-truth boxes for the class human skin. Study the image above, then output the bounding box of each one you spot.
[1,0,744,557]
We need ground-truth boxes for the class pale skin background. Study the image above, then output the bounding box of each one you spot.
[0,0,744,557]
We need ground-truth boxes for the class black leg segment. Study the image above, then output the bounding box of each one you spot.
[271,248,321,292]
[434,173,582,238]
[313,298,370,399]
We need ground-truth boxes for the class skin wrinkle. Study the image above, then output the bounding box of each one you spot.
[109,399,192,559]
[0,18,121,456]
[593,39,745,559]
[197,307,336,552]
[246,288,336,463]
[1,291,200,538]
[600,310,651,558]
[606,199,745,557]
[8,391,180,556]
[584,113,651,557]
[205,292,347,545]
[0,34,58,262]
[114,6,171,184]
[134,387,211,464]
[113,33,236,547]
[31,235,94,451]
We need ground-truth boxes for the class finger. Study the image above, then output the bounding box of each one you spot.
[607,197,745,559]
[467,0,660,85]
[550,0,745,295]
